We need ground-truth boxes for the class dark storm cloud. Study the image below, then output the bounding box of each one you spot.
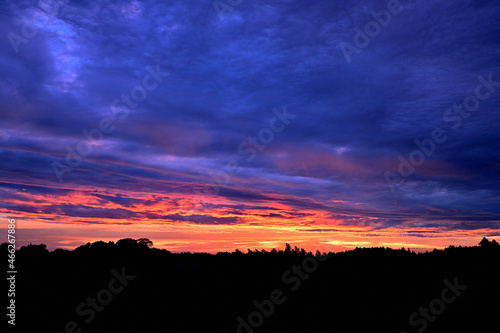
[0,0,499,229]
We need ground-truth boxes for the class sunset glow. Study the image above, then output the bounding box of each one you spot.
[1,0,499,253]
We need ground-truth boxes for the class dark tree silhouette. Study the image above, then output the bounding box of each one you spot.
[479,237,500,248]
[4,237,499,333]
[137,238,153,248]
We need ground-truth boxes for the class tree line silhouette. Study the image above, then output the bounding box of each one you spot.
[2,237,499,332]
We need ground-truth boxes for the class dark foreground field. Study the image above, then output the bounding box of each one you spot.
[3,238,499,333]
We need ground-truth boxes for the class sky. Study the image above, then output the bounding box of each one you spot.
[0,0,499,253]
